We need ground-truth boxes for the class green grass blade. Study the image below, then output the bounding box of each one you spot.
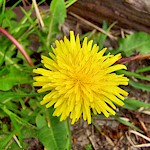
[114,116,143,132]
[0,129,17,149]
[129,80,150,92]
[123,98,150,110]
[0,103,37,129]
[10,115,23,149]
[0,91,44,102]
[118,70,150,81]
[0,51,21,70]
[46,0,66,48]
[65,0,77,8]
[99,21,116,50]
[136,66,150,73]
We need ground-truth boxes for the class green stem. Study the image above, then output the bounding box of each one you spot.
[91,119,101,134]
[66,118,72,150]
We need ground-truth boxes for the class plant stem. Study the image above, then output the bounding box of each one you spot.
[116,54,150,64]
[0,27,34,66]
[67,118,72,150]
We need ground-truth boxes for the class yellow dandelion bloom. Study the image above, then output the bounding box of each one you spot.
[33,31,129,124]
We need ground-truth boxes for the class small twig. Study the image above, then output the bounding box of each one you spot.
[139,119,148,134]
[0,27,34,66]
[32,0,44,28]
[130,130,150,142]
[126,130,150,148]
[13,135,22,148]
[131,143,150,148]
[69,12,117,40]
[126,131,135,147]
[141,110,150,115]
[88,136,98,150]
[120,28,125,38]
[22,0,27,7]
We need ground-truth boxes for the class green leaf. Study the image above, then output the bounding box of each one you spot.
[129,80,150,92]
[46,0,66,47]
[85,144,93,150]
[36,108,71,150]
[0,0,22,26]
[2,10,17,28]
[117,32,150,56]
[0,48,22,70]
[0,66,31,91]
[118,70,150,81]
[123,98,150,110]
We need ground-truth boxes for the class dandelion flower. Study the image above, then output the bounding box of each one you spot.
[33,31,129,124]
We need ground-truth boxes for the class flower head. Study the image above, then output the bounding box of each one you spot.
[33,31,129,124]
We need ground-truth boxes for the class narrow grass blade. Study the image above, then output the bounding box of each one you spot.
[114,116,143,132]
[118,70,150,81]
[123,98,150,110]
[136,66,150,73]
[129,80,150,92]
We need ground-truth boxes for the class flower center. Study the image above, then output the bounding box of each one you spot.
[73,71,90,86]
